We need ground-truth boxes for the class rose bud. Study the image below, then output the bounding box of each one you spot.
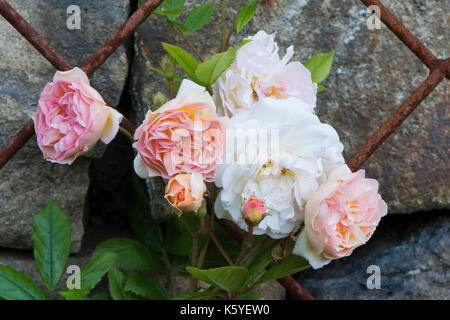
[153,91,167,109]
[164,172,207,214]
[160,54,176,80]
[32,67,123,164]
[293,164,387,269]
[242,197,267,227]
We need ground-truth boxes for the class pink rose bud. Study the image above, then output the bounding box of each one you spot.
[164,172,207,214]
[32,67,123,164]
[242,197,266,227]
[293,165,387,269]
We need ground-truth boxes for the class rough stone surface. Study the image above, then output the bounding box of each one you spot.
[130,0,449,215]
[0,0,130,252]
[296,211,449,299]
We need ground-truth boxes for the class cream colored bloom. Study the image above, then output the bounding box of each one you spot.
[213,31,317,117]
[214,97,344,238]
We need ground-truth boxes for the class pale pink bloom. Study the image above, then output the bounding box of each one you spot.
[213,31,317,116]
[164,172,206,214]
[133,80,227,182]
[32,67,123,164]
[293,165,388,269]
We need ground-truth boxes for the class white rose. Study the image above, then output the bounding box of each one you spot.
[213,30,317,117]
[214,97,345,238]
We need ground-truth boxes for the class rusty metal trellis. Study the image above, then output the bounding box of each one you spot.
[0,0,448,300]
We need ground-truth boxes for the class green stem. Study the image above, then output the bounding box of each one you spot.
[221,0,226,49]
[236,227,253,264]
[162,248,176,296]
[161,15,204,62]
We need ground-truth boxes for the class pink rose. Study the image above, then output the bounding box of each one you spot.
[293,165,387,269]
[164,172,207,214]
[133,80,226,182]
[32,67,123,164]
[242,197,267,227]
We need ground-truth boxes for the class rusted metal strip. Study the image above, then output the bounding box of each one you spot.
[361,0,439,71]
[82,0,164,77]
[347,58,449,171]
[0,0,72,70]
[0,0,162,168]
[0,120,34,169]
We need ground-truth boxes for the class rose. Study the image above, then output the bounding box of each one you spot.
[293,164,388,269]
[214,97,344,238]
[242,197,266,227]
[164,172,207,214]
[133,79,227,182]
[213,30,317,117]
[32,67,123,164]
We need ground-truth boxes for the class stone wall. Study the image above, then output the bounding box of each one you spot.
[0,0,130,252]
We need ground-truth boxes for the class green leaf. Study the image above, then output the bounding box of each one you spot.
[0,265,46,300]
[317,84,326,92]
[154,0,185,21]
[79,252,117,295]
[124,273,169,300]
[304,52,334,84]
[236,4,256,33]
[170,291,225,300]
[256,254,310,284]
[90,292,109,300]
[162,42,199,81]
[31,202,71,292]
[127,175,163,251]
[60,290,89,300]
[195,47,236,86]
[241,237,278,288]
[93,238,166,273]
[108,267,126,300]
[234,291,260,300]
[186,266,249,293]
[183,2,214,34]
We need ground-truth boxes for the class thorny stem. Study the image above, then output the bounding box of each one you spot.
[204,222,235,266]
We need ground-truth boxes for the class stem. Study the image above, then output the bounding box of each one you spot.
[239,235,269,265]
[221,0,226,49]
[168,80,175,99]
[223,28,233,51]
[162,248,176,296]
[118,126,134,142]
[236,227,253,264]
[180,214,196,236]
[204,223,235,266]
[190,235,200,291]
[161,15,204,62]
[197,238,210,269]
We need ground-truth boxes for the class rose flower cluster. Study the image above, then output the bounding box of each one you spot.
[33,31,387,269]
